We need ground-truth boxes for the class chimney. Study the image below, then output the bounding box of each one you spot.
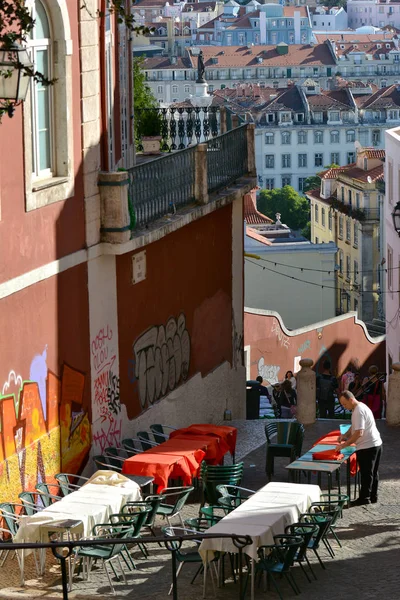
[294,11,301,44]
[260,11,266,44]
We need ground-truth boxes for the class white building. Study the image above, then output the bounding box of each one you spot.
[384,126,400,372]
[244,190,337,329]
[347,0,400,30]
[311,6,348,31]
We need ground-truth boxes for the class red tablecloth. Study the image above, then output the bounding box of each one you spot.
[166,434,224,465]
[170,424,237,456]
[313,430,358,477]
[122,453,197,493]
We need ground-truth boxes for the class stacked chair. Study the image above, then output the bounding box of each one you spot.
[200,461,244,507]
[265,421,305,481]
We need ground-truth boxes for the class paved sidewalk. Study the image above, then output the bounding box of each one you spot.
[1,418,399,600]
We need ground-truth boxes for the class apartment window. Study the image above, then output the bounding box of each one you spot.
[359,129,369,146]
[265,155,275,168]
[372,129,381,145]
[331,152,340,165]
[321,207,326,227]
[346,218,351,242]
[354,298,358,313]
[330,111,340,122]
[356,192,360,209]
[388,245,393,290]
[282,154,291,168]
[298,177,306,192]
[281,131,291,145]
[265,178,275,190]
[315,204,319,223]
[341,186,345,201]
[328,211,332,230]
[315,153,323,167]
[238,33,245,45]
[346,255,351,279]
[348,189,352,206]
[347,152,355,164]
[314,131,323,144]
[282,176,291,187]
[184,85,190,93]
[330,131,339,144]
[298,130,307,144]
[265,132,275,145]
[298,154,307,168]
[267,113,274,123]
[313,112,323,123]
[339,250,344,274]
[346,130,356,143]
[354,260,359,283]
[281,113,291,123]
[339,215,344,238]
[354,223,358,246]
[157,85,163,93]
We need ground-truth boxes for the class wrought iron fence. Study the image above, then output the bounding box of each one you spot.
[128,146,197,228]
[0,531,252,600]
[206,125,248,193]
[135,107,219,153]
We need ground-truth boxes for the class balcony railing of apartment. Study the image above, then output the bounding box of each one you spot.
[126,124,253,229]
[135,107,219,153]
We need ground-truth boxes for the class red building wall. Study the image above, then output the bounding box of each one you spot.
[117,206,234,418]
[245,310,385,383]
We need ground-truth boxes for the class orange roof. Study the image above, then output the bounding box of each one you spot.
[319,165,355,180]
[246,226,273,246]
[244,190,273,225]
[319,163,384,183]
[359,148,386,160]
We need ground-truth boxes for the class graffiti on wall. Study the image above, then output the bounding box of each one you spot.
[91,325,122,453]
[132,313,191,409]
[271,321,290,349]
[298,340,311,354]
[0,356,90,503]
[258,357,280,384]
[233,319,244,369]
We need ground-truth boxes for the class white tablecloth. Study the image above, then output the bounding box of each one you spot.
[199,482,321,561]
[15,480,142,546]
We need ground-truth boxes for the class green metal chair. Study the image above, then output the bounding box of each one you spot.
[0,502,40,582]
[149,424,170,444]
[35,483,62,507]
[216,484,255,509]
[54,473,89,496]
[162,526,217,597]
[109,504,152,565]
[246,535,303,600]
[308,500,344,555]
[155,486,194,526]
[285,522,320,582]
[299,511,334,570]
[265,421,305,480]
[136,431,159,451]
[200,462,244,506]
[18,492,41,515]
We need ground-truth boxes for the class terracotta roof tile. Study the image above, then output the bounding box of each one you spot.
[359,84,400,109]
[359,148,385,159]
[246,226,273,246]
[319,162,384,183]
[244,190,274,225]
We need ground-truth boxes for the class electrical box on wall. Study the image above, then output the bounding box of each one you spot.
[132,250,146,284]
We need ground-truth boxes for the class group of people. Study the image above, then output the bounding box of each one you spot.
[255,371,297,419]
[316,362,386,421]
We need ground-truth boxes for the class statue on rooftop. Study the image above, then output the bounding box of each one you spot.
[196,50,206,84]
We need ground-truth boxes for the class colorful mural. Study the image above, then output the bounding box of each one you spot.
[0,361,90,503]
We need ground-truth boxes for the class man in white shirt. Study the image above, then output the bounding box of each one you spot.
[337,390,382,507]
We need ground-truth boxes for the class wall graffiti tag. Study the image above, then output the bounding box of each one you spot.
[298,340,311,354]
[257,357,281,384]
[132,313,191,409]
[271,321,290,349]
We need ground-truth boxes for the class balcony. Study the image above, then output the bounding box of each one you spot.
[98,124,256,240]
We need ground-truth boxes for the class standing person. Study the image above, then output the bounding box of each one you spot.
[285,370,297,390]
[255,376,271,401]
[277,379,297,418]
[337,391,382,506]
[316,360,338,419]
[340,364,355,393]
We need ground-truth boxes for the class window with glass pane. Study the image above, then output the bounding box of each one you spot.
[298,131,307,144]
[354,222,358,245]
[265,178,275,190]
[314,131,323,144]
[30,0,53,178]
[298,177,306,192]
[339,215,343,237]
[281,132,291,144]
[347,152,355,164]
[322,207,325,226]
[331,152,340,165]
[265,133,274,145]
[298,154,307,168]
[346,255,351,279]
[315,153,323,167]
[346,219,351,241]
[265,155,275,168]
[282,154,291,168]
[354,260,359,283]
[315,204,319,222]
[282,176,291,187]
[330,131,339,144]
[339,250,343,273]
[346,130,355,142]
[328,211,332,230]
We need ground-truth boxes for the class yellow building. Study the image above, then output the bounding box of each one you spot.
[306,148,385,330]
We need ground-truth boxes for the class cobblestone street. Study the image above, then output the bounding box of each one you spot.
[1,418,399,600]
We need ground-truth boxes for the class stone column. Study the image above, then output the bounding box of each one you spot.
[387,363,400,426]
[98,171,131,244]
[296,359,316,425]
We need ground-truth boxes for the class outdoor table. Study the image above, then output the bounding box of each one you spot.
[15,478,141,585]
[122,452,198,493]
[170,424,237,459]
[298,443,356,502]
[164,433,224,464]
[286,460,342,496]
[199,481,320,600]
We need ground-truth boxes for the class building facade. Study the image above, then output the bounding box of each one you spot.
[347,0,400,30]
[306,148,385,327]
[384,126,400,372]
[311,6,348,31]
[214,81,400,193]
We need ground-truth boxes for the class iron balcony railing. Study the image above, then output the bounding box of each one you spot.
[135,107,219,153]
[206,125,248,193]
[128,125,251,229]
[128,145,197,228]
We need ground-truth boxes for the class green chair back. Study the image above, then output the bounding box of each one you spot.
[18,492,39,515]
[136,431,154,451]
[0,503,19,536]
[150,424,167,445]
[110,505,152,537]
[54,474,71,496]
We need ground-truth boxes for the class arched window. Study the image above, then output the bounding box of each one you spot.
[330,130,339,144]
[29,0,53,179]
[346,129,355,143]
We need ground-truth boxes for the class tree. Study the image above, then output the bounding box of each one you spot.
[133,57,161,142]
[258,186,310,230]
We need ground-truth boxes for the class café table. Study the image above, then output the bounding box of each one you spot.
[298,443,357,502]
[122,452,199,493]
[15,477,141,585]
[286,460,342,496]
[170,424,237,461]
[199,481,320,600]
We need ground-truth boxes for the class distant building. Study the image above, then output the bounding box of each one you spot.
[347,0,400,30]
[244,190,337,329]
[213,81,400,193]
[311,6,348,32]
[306,147,385,330]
